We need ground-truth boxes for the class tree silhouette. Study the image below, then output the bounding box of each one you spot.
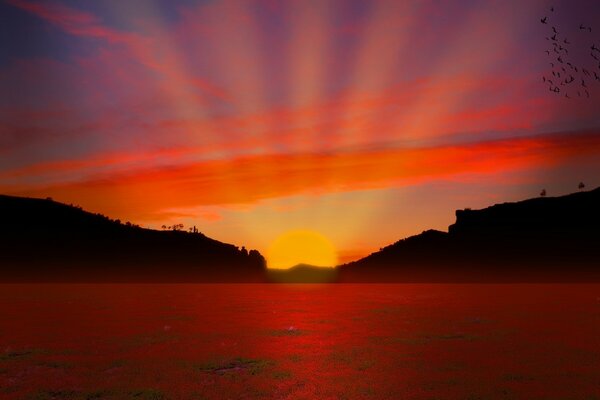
[578,182,585,191]
[540,189,547,197]
[171,223,184,231]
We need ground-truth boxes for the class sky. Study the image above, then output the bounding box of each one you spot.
[1,0,600,264]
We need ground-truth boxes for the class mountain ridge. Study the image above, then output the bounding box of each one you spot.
[0,194,266,282]
[2,188,599,282]
[338,187,600,282]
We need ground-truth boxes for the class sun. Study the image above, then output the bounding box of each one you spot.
[266,230,338,269]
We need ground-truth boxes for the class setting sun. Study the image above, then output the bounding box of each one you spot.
[266,230,338,269]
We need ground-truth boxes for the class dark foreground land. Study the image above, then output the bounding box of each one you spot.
[2,188,599,282]
[1,284,599,399]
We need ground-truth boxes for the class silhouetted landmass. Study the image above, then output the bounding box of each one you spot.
[267,264,338,283]
[339,187,600,282]
[0,195,265,282]
[2,188,599,282]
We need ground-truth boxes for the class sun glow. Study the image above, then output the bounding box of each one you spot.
[266,230,338,269]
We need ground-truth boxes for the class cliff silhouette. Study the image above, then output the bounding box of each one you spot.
[0,195,265,282]
[339,187,600,282]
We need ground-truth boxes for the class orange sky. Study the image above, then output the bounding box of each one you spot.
[2,0,600,262]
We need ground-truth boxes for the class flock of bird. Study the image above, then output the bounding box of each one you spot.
[541,6,600,99]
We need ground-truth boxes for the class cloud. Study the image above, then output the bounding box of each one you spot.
[4,131,599,221]
[6,0,230,102]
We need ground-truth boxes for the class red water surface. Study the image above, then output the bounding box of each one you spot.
[0,284,599,399]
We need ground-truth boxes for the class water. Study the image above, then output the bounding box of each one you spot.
[1,284,599,399]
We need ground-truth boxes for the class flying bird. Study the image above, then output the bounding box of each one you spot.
[541,16,548,24]
[552,26,558,33]
[581,79,587,88]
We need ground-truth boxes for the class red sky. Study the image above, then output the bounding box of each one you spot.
[2,0,600,262]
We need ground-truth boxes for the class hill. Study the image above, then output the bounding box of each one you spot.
[339,188,600,282]
[0,195,265,282]
[266,264,338,283]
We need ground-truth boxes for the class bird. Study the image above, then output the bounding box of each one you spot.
[551,34,557,41]
[585,89,590,97]
[594,71,600,81]
[592,44,599,52]
[550,6,554,12]
[591,53,599,61]
[581,79,587,88]
[583,68,590,76]
[541,16,548,24]
[557,56,563,63]
[565,93,570,98]
[564,38,570,44]
[545,50,551,55]
[580,24,586,30]
[553,87,560,93]
[542,76,546,82]
[552,26,558,33]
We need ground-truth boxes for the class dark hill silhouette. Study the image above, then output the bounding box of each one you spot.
[339,188,600,282]
[0,195,265,282]
[267,264,338,283]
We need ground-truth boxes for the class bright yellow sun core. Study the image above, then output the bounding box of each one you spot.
[266,230,338,270]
